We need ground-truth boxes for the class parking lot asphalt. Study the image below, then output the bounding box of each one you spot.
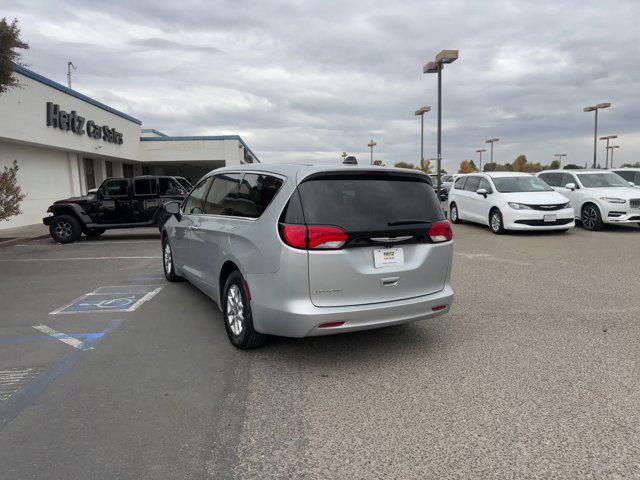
[1,223,640,479]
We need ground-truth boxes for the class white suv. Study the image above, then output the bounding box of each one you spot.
[448,172,574,234]
[537,170,640,230]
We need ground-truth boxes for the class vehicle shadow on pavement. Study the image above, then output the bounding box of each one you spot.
[264,322,442,367]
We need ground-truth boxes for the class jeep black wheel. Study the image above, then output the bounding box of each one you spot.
[83,228,106,238]
[50,215,82,244]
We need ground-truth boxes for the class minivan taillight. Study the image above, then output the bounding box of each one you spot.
[307,226,348,249]
[280,225,307,249]
[279,225,348,250]
[428,221,453,243]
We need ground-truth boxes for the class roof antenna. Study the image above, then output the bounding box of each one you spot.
[67,61,76,89]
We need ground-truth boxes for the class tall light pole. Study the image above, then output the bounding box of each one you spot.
[415,106,431,171]
[475,149,486,171]
[67,61,76,89]
[424,49,458,197]
[554,153,567,169]
[367,140,377,165]
[584,102,611,168]
[485,138,499,171]
[599,135,617,169]
[608,145,620,168]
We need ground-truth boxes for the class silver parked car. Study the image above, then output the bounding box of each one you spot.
[161,164,454,348]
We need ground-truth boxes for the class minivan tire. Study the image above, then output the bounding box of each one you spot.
[162,237,183,282]
[489,209,506,235]
[581,203,604,231]
[222,271,266,349]
[50,215,82,244]
[449,203,462,224]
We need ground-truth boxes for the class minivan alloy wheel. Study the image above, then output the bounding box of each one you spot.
[450,205,458,222]
[226,284,244,336]
[491,212,502,231]
[163,242,172,274]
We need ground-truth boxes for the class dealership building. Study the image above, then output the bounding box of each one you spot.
[0,65,259,230]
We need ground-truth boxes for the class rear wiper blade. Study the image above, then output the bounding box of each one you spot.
[387,219,431,226]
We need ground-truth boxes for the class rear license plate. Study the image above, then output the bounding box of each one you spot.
[373,248,404,268]
[543,214,557,222]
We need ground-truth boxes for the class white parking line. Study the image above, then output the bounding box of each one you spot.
[0,368,42,401]
[456,252,530,266]
[0,256,160,262]
[32,325,93,351]
[15,241,159,246]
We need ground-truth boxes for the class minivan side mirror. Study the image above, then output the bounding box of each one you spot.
[88,188,98,195]
[164,201,181,220]
[476,188,488,198]
[564,183,576,191]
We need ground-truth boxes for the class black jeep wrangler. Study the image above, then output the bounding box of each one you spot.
[43,175,189,243]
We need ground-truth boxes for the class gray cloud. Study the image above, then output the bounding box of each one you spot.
[5,0,640,170]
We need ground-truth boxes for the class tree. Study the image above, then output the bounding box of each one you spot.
[420,158,432,173]
[394,161,417,170]
[549,160,560,170]
[0,160,26,221]
[0,18,29,95]
[621,162,640,168]
[563,164,583,170]
[468,160,477,172]
[372,160,383,166]
[458,160,475,174]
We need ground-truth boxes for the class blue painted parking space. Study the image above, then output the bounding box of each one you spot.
[51,285,162,314]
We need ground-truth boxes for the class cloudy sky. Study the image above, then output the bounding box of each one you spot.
[5,0,640,171]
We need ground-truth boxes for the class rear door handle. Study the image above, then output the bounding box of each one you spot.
[380,277,399,287]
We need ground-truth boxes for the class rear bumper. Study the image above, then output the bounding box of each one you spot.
[250,284,454,338]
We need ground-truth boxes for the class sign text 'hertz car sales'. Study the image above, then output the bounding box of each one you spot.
[46,102,124,145]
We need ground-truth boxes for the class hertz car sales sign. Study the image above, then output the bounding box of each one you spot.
[46,102,124,145]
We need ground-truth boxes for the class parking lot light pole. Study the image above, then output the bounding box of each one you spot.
[367,140,377,165]
[475,149,486,171]
[415,106,431,171]
[599,135,617,169]
[424,49,458,198]
[584,103,611,168]
[485,138,499,171]
[608,145,620,168]
[554,153,567,170]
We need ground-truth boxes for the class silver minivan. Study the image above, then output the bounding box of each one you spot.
[161,164,454,348]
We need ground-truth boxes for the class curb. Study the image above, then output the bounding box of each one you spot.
[0,233,50,248]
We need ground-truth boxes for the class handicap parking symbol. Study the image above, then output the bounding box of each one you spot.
[51,286,162,315]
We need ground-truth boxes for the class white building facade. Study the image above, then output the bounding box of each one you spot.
[0,66,259,230]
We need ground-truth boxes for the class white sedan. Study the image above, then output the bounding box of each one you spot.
[537,170,640,230]
[448,172,575,234]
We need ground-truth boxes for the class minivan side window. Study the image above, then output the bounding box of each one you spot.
[203,174,242,216]
[183,178,212,215]
[102,179,129,198]
[454,177,467,190]
[479,178,492,193]
[134,178,157,197]
[464,176,481,192]
[234,174,284,218]
[539,172,562,187]
[561,173,577,188]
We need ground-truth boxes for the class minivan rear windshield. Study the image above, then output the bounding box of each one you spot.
[293,172,444,231]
